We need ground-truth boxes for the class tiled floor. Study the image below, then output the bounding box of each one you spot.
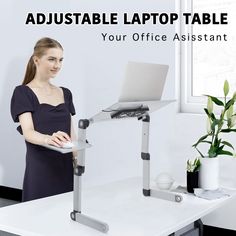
[0,198,20,236]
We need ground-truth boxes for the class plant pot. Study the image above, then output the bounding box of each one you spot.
[199,157,219,190]
[187,171,199,193]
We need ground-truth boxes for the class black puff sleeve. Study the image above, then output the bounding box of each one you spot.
[62,87,76,116]
[10,85,35,122]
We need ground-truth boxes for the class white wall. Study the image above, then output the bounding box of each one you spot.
[0,0,236,231]
[0,0,176,188]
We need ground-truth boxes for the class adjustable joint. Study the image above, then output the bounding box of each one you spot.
[143,189,151,196]
[74,166,85,176]
[70,210,81,221]
[141,152,150,160]
[142,114,150,122]
[78,119,90,129]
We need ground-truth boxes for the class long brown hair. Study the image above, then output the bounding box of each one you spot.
[22,37,63,85]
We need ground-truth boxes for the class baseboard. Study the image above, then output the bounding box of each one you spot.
[203,225,236,235]
[0,186,22,202]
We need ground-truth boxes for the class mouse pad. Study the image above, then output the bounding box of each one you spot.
[43,141,92,153]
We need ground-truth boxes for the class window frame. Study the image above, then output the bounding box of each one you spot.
[179,0,208,114]
[179,0,236,114]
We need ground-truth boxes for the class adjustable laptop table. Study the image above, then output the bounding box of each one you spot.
[52,100,183,233]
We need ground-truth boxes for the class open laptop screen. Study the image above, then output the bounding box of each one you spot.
[119,62,169,102]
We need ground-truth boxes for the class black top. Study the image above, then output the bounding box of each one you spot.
[10,85,76,202]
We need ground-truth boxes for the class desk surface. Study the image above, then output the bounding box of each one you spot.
[0,177,234,236]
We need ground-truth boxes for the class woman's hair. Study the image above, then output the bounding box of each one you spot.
[22,37,63,85]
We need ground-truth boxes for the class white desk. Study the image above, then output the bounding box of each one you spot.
[0,177,234,236]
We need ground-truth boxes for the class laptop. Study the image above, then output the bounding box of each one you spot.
[90,61,174,122]
[119,62,169,102]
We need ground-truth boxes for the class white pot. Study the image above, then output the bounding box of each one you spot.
[199,157,219,190]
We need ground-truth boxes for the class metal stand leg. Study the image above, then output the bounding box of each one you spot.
[194,219,203,236]
[71,113,183,233]
[140,114,183,203]
[70,119,109,233]
[71,212,109,233]
[141,114,151,196]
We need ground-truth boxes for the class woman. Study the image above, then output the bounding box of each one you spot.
[10,37,76,202]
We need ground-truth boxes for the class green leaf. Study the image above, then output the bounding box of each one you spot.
[211,119,219,133]
[226,99,235,110]
[200,141,212,145]
[215,137,221,147]
[205,95,224,106]
[208,146,217,157]
[192,134,209,147]
[221,129,236,133]
[195,147,204,157]
[204,109,216,120]
[204,108,210,117]
[218,145,224,152]
[193,158,201,171]
[221,141,234,150]
[217,150,234,156]
[211,113,216,120]
[224,80,229,97]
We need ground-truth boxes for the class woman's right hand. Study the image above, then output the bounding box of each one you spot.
[45,131,71,147]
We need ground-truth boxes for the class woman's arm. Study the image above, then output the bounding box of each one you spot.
[70,116,77,142]
[19,112,71,147]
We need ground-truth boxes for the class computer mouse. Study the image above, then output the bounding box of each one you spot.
[62,141,74,149]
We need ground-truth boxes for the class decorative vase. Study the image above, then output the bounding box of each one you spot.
[187,171,199,193]
[199,157,219,190]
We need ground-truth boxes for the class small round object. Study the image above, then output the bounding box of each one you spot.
[155,172,174,190]
[62,141,74,149]
[175,195,182,202]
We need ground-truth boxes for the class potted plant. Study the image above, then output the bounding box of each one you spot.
[186,158,201,193]
[192,80,236,190]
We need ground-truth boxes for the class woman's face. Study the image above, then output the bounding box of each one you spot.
[34,47,63,79]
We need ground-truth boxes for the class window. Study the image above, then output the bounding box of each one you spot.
[180,0,236,113]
